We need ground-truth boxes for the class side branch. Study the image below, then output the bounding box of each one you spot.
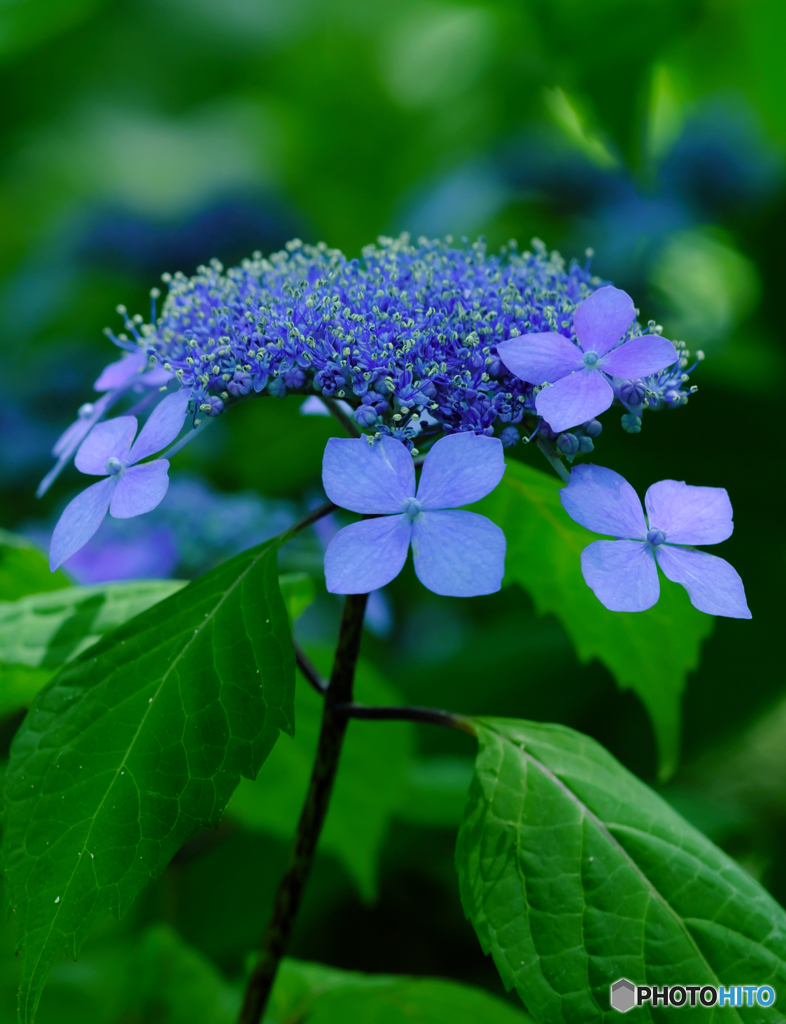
[337,701,475,734]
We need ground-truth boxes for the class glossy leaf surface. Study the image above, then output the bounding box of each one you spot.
[457,718,786,1022]
[1,540,294,1023]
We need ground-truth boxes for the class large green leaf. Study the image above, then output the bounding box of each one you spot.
[456,718,786,1022]
[1,539,295,1024]
[0,532,70,603]
[269,958,534,1024]
[477,460,714,777]
[228,652,413,901]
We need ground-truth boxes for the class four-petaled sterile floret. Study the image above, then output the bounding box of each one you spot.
[497,286,678,432]
[322,433,506,597]
[559,463,750,618]
[49,390,190,570]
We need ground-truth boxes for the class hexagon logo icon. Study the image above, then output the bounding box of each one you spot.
[610,978,636,1013]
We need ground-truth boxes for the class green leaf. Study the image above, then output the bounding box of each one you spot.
[228,651,413,901]
[0,532,70,603]
[0,0,109,60]
[0,578,186,669]
[477,460,714,777]
[277,573,316,625]
[1,539,295,1024]
[456,718,786,1022]
[268,957,534,1024]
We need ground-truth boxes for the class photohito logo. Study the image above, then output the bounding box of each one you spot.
[610,979,776,1012]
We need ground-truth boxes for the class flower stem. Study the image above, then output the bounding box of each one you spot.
[237,592,369,1024]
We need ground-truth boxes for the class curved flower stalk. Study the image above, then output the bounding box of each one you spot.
[49,389,190,570]
[496,286,679,432]
[322,433,506,597]
[559,463,750,618]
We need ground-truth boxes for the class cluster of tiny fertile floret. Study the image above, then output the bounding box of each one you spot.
[112,235,698,451]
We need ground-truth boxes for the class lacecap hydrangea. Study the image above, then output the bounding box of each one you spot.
[40,234,747,620]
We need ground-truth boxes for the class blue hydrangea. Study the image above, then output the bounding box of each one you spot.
[115,235,698,450]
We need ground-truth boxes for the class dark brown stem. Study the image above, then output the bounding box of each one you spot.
[322,396,361,438]
[237,593,369,1024]
[337,702,475,734]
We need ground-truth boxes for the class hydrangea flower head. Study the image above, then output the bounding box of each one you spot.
[322,433,506,597]
[496,286,679,431]
[559,463,750,618]
[50,390,190,570]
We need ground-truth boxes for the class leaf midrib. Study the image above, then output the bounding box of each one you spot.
[19,539,278,1006]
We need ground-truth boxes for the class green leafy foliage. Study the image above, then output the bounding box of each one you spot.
[277,573,316,625]
[228,652,413,901]
[0,579,187,716]
[1,540,295,1024]
[0,0,109,60]
[0,532,70,603]
[396,756,475,829]
[457,718,786,1022]
[477,460,714,777]
[269,958,534,1024]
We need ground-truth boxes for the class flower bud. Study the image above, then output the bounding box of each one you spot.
[354,404,378,428]
[618,379,646,405]
[556,432,580,456]
[267,377,287,399]
[500,426,520,448]
[577,435,594,454]
[621,413,641,433]
[583,418,602,438]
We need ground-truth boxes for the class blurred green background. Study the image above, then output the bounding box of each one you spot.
[1,0,785,1020]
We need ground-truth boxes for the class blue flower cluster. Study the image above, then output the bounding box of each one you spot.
[117,235,698,452]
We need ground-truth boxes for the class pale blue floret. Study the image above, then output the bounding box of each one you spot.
[559,463,750,619]
[322,432,506,597]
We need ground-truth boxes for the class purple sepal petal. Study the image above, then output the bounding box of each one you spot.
[75,416,137,475]
[49,477,116,570]
[322,436,415,514]
[140,365,173,388]
[580,539,659,612]
[411,510,505,597]
[325,515,411,593]
[109,460,171,518]
[416,433,505,510]
[496,333,583,384]
[128,389,190,464]
[535,368,613,433]
[599,335,678,378]
[655,545,751,619]
[560,464,647,539]
[94,350,147,391]
[573,286,636,355]
[645,479,734,545]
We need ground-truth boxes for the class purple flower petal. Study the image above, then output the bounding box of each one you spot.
[599,335,678,378]
[74,416,137,475]
[128,389,190,464]
[411,510,505,597]
[580,539,659,612]
[573,286,636,356]
[325,515,411,593]
[560,464,647,539]
[496,333,583,384]
[109,460,171,518]
[94,350,147,391]
[535,367,613,432]
[644,479,734,546]
[322,436,415,514]
[655,545,751,618]
[416,433,505,510]
[49,477,116,570]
